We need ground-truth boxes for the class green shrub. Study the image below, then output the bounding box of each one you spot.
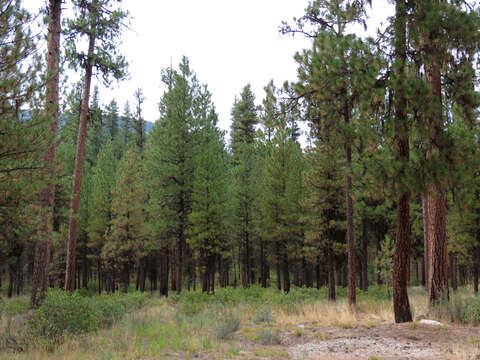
[256,329,281,345]
[213,315,240,340]
[29,290,97,340]
[253,306,273,324]
[29,290,148,342]
[0,297,29,317]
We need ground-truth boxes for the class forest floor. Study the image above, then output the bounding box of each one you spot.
[1,286,480,359]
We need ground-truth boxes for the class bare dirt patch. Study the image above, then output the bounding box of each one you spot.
[284,322,480,360]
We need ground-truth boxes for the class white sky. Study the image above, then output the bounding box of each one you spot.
[113,0,312,133]
[26,0,393,136]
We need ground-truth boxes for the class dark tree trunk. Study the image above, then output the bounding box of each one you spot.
[422,0,449,305]
[65,1,98,292]
[122,264,129,293]
[422,196,430,291]
[360,218,369,291]
[392,0,412,324]
[176,237,183,294]
[415,259,419,284]
[149,255,158,292]
[160,247,169,297]
[421,256,426,286]
[345,106,356,307]
[459,265,465,287]
[474,247,479,295]
[316,256,321,290]
[328,249,336,301]
[171,247,177,291]
[276,244,282,291]
[260,240,267,288]
[450,254,457,292]
[31,0,61,308]
[282,253,290,294]
[8,264,14,299]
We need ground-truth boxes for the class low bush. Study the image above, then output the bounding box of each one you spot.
[0,297,29,317]
[29,289,148,342]
[213,314,240,340]
[256,329,281,345]
[428,293,480,325]
[29,290,97,340]
[253,306,273,324]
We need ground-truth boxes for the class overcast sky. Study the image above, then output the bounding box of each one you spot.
[26,0,393,136]
[114,0,312,133]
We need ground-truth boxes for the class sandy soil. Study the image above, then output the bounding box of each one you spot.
[234,321,480,360]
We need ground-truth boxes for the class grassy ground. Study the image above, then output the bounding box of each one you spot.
[0,286,479,359]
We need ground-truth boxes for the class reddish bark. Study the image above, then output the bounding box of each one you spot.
[392,0,412,323]
[31,0,61,307]
[65,0,98,292]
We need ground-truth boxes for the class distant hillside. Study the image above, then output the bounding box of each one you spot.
[145,120,153,133]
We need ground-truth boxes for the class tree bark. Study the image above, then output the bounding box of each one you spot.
[160,247,169,297]
[282,252,290,294]
[328,249,336,301]
[360,218,369,291]
[345,126,356,307]
[392,0,412,323]
[31,0,61,308]
[450,254,457,292]
[474,247,479,295]
[422,196,430,291]
[65,1,97,292]
[422,0,449,305]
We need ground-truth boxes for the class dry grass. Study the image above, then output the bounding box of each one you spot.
[1,287,479,359]
[275,298,393,327]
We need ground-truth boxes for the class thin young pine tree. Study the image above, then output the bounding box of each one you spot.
[64,0,128,292]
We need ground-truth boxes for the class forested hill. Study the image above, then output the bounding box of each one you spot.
[2,0,480,330]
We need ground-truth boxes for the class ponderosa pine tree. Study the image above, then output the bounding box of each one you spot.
[409,0,480,304]
[87,140,117,293]
[28,0,62,307]
[103,147,145,293]
[145,57,198,295]
[391,0,412,323]
[290,0,380,307]
[187,110,229,294]
[262,115,304,293]
[304,139,345,301]
[64,0,129,292]
[230,84,259,288]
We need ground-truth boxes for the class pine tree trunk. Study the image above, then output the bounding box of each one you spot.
[8,263,14,299]
[176,237,183,294]
[160,247,169,297]
[360,218,369,291]
[282,253,290,294]
[345,106,356,307]
[392,0,412,323]
[422,196,430,291]
[421,256,426,286]
[31,0,61,308]
[65,3,98,292]
[260,240,267,288]
[316,256,321,290]
[422,0,449,305]
[474,247,479,295]
[415,259,419,284]
[328,249,336,301]
[97,260,102,294]
[171,247,177,291]
[459,265,465,287]
[426,185,449,303]
[149,256,158,292]
[276,244,281,291]
[450,254,457,292]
